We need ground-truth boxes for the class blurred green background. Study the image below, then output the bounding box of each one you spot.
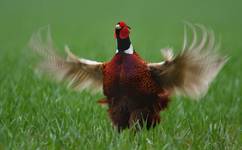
[0,0,241,149]
[1,0,242,59]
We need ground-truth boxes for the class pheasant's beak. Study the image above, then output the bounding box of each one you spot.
[115,24,121,29]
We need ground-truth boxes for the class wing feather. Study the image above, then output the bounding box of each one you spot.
[29,28,103,93]
[148,23,227,99]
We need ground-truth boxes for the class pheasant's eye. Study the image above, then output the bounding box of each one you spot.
[119,21,126,28]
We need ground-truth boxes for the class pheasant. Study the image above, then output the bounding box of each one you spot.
[29,21,227,131]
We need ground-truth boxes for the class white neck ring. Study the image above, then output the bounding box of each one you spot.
[116,44,134,54]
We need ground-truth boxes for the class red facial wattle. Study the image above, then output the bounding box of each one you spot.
[114,21,130,39]
[119,21,126,28]
[119,27,130,39]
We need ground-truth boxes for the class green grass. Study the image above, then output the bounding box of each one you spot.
[0,0,242,149]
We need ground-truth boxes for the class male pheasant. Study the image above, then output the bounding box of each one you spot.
[30,21,227,131]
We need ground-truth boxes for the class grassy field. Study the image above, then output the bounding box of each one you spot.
[0,0,242,149]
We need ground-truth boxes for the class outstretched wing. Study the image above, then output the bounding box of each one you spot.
[29,28,104,93]
[148,24,227,99]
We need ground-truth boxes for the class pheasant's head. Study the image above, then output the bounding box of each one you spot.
[114,21,131,39]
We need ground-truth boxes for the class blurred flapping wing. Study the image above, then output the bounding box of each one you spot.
[29,28,103,93]
[148,24,227,99]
